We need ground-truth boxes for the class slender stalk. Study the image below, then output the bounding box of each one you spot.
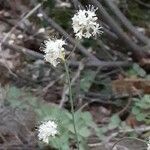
[66,44,77,60]
[64,60,80,150]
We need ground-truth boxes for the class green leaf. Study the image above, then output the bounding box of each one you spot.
[79,127,91,137]
[136,113,146,121]
[146,75,150,80]
[68,124,74,133]
[143,95,150,103]
[7,86,21,99]
[92,127,107,140]
[135,100,150,109]
[133,63,146,77]
[5,86,97,149]
[80,112,94,126]
[120,121,132,130]
[127,68,137,76]
[79,142,87,150]
[132,107,140,115]
[108,115,121,130]
[80,70,96,92]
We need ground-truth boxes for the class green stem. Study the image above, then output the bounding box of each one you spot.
[64,60,80,150]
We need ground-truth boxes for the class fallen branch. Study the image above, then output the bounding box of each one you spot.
[3,42,131,69]
[90,125,150,148]
[87,0,149,60]
[0,17,45,41]
[0,2,42,50]
[104,0,150,45]
[0,1,43,77]
[134,0,150,8]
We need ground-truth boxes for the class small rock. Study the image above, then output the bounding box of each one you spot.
[17,34,23,39]
[37,13,43,18]
[8,40,14,45]
[38,28,45,33]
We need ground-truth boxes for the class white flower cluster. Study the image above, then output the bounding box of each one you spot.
[40,5,103,67]
[72,5,103,39]
[147,137,150,150]
[38,120,58,144]
[41,38,66,67]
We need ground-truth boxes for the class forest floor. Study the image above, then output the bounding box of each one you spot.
[0,0,150,150]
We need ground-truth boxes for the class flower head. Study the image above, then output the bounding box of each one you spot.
[41,38,66,67]
[38,120,58,144]
[72,5,103,39]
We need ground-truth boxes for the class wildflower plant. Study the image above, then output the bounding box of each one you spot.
[40,37,80,149]
[39,4,103,150]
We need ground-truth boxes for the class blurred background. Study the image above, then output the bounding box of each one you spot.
[0,0,149,149]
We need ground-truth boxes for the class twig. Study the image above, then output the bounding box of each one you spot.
[42,74,64,94]
[0,2,42,48]
[0,17,45,41]
[3,42,43,59]
[70,0,82,9]
[77,98,116,112]
[117,97,132,116]
[83,96,116,104]
[111,137,146,150]
[70,60,131,68]
[81,93,138,112]
[134,0,150,8]
[97,39,127,76]
[0,2,43,76]
[93,126,150,148]
[0,133,7,144]
[86,92,139,100]
[0,144,37,149]
[120,125,150,133]
[66,41,78,60]
[88,142,129,150]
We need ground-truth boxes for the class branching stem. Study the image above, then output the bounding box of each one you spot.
[64,60,80,150]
